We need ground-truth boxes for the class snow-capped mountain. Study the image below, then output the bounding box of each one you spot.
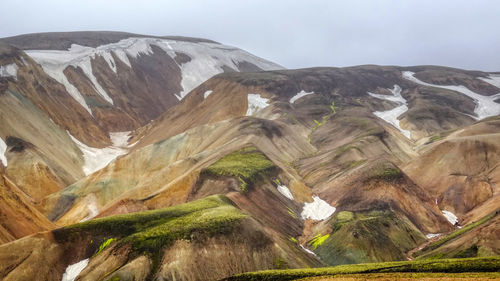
[0,32,282,210]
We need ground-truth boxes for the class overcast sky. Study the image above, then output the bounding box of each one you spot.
[2,0,499,71]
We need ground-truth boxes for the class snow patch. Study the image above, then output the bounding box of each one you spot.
[110,131,131,147]
[368,85,411,139]
[246,93,269,116]
[300,245,317,256]
[301,196,336,221]
[0,63,18,80]
[80,194,99,222]
[478,74,500,89]
[277,184,294,200]
[40,64,92,114]
[26,44,114,111]
[99,51,117,73]
[163,40,283,100]
[290,90,314,104]
[426,233,441,239]
[203,90,213,99]
[442,210,458,225]
[26,37,283,107]
[61,258,89,281]
[68,131,131,175]
[403,71,500,120]
[0,137,7,167]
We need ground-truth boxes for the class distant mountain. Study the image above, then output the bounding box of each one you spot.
[0,32,499,281]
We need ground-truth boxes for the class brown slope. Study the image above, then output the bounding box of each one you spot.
[403,117,500,223]
[0,171,55,243]
[0,81,87,201]
[1,47,110,147]
[133,65,491,150]
[44,117,315,225]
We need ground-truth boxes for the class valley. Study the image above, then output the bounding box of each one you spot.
[0,32,499,281]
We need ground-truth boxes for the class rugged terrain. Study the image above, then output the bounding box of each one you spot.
[0,32,499,281]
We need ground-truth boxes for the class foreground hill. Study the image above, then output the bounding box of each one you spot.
[223,256,500,281]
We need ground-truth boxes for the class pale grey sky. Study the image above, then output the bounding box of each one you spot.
[1,0,499,71]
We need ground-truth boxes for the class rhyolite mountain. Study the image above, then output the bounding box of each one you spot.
[0,32,499,281]
[0,31,282,208]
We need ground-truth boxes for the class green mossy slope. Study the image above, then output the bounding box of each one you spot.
[415,209,500,259]
[203,147,275,191]
[314,210,425,265]
[223,256,500,281]
[54,195,247,254]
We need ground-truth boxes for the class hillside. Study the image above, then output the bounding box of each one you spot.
[0,32,499,281]
[0,32,282,222]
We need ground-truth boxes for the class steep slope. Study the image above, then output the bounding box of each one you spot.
[0,31,282,213]
[413,209,500,260]
[42,118,315,224]
[403,117,500,223]
[0,171,55,243]
[41,64,500,268]
[0,195,320,281]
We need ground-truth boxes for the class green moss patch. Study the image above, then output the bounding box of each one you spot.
[336,211,354,223]
[93,238,116,257]
[223,257,500,281]
[56,195,247,254]
[313,210,425,266]
[366,163,404,181]
[203,147,275,191]
[309,234,330,250]
[415,210,499,258]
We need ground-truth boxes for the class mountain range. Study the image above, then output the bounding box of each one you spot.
[0,31,499,281]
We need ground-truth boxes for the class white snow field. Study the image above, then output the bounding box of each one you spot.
[0,137,7,167]
[25,37,283,112]
[300,245,317,256]
[276,184,294,200]
[442,210,458,225]
[478,74,500,89]
[426,233,442,239]
[290,90,314,104]
[246,93,270,116]
[203,90,213,99]
[61,258,89,281]
[110,131,132,147]
[403,71,500,120]
[301,196,336,221]
[0,63,18,80]
[68,131,133,176]
[368,85,411,139]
